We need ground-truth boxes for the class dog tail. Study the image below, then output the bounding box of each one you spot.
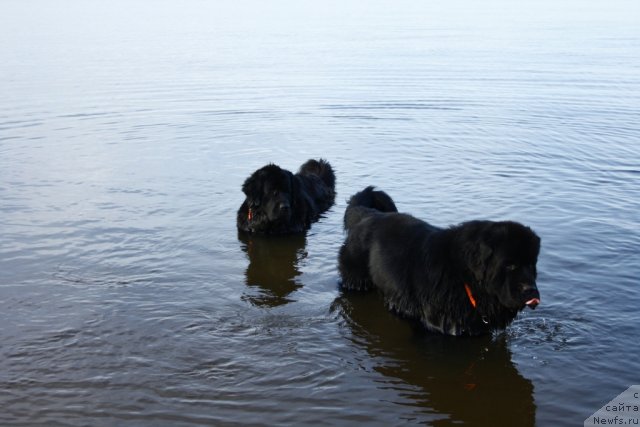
[344,186,398,230]
[299,159,336,189]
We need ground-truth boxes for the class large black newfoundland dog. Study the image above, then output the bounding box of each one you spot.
[338,186,541,336]
[237,159,336,234]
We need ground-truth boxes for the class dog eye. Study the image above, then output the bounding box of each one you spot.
[506,265,517,271]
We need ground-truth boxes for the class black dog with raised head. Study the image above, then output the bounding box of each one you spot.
[338,186,541,336]
[237,159,336,234]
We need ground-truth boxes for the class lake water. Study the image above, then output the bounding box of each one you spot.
[1,1,639,426]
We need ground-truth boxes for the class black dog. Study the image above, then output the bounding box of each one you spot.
[237,159,336,234]
[338,186,541,336]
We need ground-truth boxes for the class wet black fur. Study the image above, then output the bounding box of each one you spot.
[338,186,541,336]
[237,159,336,234]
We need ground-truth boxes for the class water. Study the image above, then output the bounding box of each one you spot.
[1,0,639,425]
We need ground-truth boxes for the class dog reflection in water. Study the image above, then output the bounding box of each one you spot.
[332,292,536,426]
[238,232,307,307]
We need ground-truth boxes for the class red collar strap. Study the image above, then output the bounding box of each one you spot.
[248,208,253,222]
[465,283,490,325]
[464,283,477,308]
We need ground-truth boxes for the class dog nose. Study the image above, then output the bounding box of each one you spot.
[278,202,290,212]
[521,284,540,309]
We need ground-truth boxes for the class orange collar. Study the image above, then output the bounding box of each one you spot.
[464,283,477,308]
[248,208,253,222]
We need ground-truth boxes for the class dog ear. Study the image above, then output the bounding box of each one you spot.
[469,240,493,283]
[460,222,499,284]
[289,172,296,208]
[530,229,541,257]
[242,173,262,207]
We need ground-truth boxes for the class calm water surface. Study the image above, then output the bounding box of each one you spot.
[1,1,639,426]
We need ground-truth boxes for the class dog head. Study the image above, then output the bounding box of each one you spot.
[465,221,541,311]
[242,164,295,228]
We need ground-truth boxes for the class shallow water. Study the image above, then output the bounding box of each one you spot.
[1,0,639,426]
